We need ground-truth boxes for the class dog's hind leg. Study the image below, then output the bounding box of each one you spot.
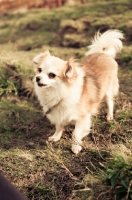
[106,98,114,120]
[105,88,114,120]
[72,114,91,154]
[48,124,64,142]
[105,78,119,121]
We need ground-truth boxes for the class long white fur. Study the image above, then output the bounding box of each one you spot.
[34,63,85,125]
[85,29,124,58]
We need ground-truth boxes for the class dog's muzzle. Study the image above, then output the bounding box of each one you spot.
[36,76,47,87]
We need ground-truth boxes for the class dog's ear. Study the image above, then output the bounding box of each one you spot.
[65,58,75,79]
[33,50,50,64]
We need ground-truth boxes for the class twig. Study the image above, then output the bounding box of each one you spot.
[46,142,78,180]
[72,188,91,193]
[97,187,113,200]
[126,180,132,200]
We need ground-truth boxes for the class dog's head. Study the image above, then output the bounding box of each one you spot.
[33,51,77,88]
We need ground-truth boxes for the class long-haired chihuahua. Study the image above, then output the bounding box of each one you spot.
[33,29,123,154]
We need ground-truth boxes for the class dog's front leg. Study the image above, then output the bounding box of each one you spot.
[72,114,91,154]
[48,124,64,142]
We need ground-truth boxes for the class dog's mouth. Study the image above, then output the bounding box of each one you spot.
[37,83,47,87]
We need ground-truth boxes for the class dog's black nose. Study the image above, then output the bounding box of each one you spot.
[36,76,41,82]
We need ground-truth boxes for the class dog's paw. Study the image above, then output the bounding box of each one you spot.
[71,144,82,154]
[48,135,61,142]
[107,115,113,121]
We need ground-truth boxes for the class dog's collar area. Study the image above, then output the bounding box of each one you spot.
[45,99,62,115]
[45,108,51,115]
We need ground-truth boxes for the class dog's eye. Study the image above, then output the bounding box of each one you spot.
[48,73,56,79]
[38,68,42,73]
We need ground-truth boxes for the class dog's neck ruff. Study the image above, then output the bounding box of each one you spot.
[45,99,62,115]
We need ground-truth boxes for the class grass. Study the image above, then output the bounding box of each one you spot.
[0,0,132,199]
[105,156,132,200]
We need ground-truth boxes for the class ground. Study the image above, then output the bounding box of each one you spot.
[0,0,132,200]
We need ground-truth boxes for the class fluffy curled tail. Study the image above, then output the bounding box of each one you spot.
[85,29,124,58]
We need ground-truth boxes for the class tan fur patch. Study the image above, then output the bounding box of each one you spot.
[60,58,78,86]
[78,53,118,115]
